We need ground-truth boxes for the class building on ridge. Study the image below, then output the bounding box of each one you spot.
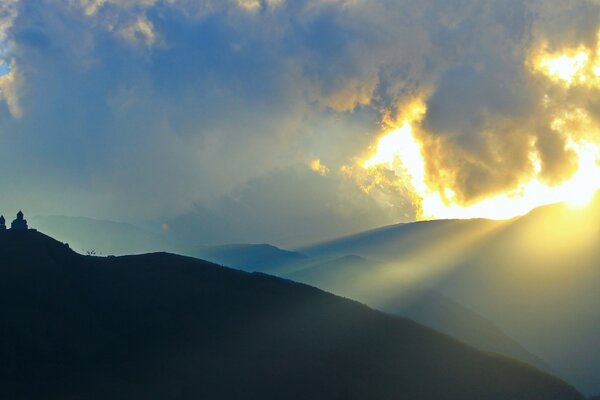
[0,215,5,230]
[11,211,28,231]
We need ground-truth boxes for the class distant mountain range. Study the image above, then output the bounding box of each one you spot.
[191,243,307,275]
[0,230,584,399]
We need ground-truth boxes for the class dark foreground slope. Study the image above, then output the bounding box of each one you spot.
[0,231,583,400]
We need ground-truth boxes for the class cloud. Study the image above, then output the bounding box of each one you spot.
[236,0,262,12]
[0,60,21,117]
[117,15,155,47]
[334,0,600,216]
[411,1,600,205]
[0,0,599,241]
[0,0,19,116]
[309,159,329,176]
[166,166,398,246]
[0,0,17,40]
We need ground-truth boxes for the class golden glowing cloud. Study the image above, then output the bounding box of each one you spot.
[363,99,427,195]
[537,50,590,85]
[531,30,600,88]
[358,98,600,221]
[309,159,330,176]
[348,28,600,221]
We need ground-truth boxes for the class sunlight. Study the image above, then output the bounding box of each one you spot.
[361,107,600,221]
[358,217,508,307]
[531,30,600,88]
[363,121,427,193]
[362,100,428,194]
[309,159,330,176]
[353,31,600,221]
[537,50,590,85]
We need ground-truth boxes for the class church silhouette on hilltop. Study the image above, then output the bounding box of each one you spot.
[0,211,29,231]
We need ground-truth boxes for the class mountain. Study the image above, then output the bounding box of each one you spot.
[294,196,600,394]
[0,229,583,400]
[192,243,307,274]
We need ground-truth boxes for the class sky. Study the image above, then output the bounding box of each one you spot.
[1,0,600,245]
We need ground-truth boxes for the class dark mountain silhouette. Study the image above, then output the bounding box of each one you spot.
[193,243,307,274]
[0,230,584,400]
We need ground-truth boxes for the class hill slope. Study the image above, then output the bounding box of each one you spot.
[0,230,583,400]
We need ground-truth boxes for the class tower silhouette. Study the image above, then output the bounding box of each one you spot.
[11,211,28,231]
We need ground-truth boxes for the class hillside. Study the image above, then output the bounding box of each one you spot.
[0,230,583,400]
